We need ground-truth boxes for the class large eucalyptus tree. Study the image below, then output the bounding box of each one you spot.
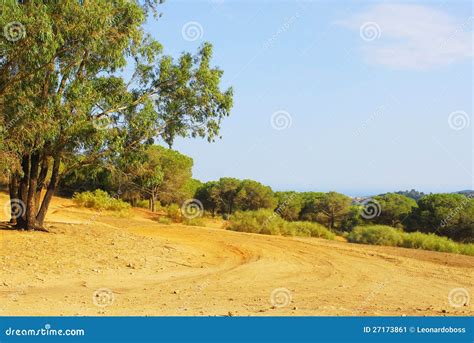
[0,0,233,229]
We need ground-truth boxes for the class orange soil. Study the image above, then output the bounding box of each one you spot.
[0,194,472,316]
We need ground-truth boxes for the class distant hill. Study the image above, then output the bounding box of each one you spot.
[456,190,474,198]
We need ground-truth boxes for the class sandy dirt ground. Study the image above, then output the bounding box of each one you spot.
[0,194,472,316]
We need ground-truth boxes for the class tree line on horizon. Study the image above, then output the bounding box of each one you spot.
[52,143,474,244]
[198,181,474,244]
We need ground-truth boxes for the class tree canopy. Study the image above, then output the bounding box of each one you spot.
[408,194,474,243]
[372,193,417,227]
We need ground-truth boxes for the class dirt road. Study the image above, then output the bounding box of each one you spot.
[0,194,472,316]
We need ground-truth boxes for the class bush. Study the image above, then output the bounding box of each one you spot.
[72,190,130,212]
[346,225,403,246]
[288,221,336,240]
[228,209,335,240]
[166,204,182,222]
[135,199,149,209]
[347,225,474,256]
[228,209,286,235]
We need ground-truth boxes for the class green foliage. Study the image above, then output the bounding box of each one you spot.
[298,192,352,229]
[274,191,303,221]
[285,221,336,240]
[228,209,335,240]
[124,145,193,207]
[132,146,165,192]
[156,42,233,146]
[153,147,193,205]
[135,199,149,209]
[318,192,352,228]
[408,194,474,243]
[394,189,426,201]
[347,225,474,256]
[211,177,242,216]
[185,178,203,200]
[195,178,276,217]
[228,209,287,235]
[299,192,326,222]
[59,164,114,196]
[372,193,417,227]
[72,189,130,212]
[235,179,276,211]
[195,181,219,216]
[347,225,403,246]
[166,203,182,222]
[340,206,362,231]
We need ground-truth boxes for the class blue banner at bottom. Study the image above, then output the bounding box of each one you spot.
[0,317,472,343]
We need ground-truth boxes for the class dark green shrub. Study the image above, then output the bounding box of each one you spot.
[166,204,182,222]
[228,209,285,235]
[347,225,403,246]
[228,209,335,240]
[287,221,336,239]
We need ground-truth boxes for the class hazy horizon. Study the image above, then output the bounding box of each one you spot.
[272,186,474,198]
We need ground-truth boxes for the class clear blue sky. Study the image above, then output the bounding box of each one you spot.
[145,0,473,196]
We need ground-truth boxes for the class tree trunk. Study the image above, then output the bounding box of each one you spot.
[35,155,49,212]
[36,154,60,228]
[15,155,30,228]
[25,153,40,230]
[8,173,19,224]
[151,192,156,212]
